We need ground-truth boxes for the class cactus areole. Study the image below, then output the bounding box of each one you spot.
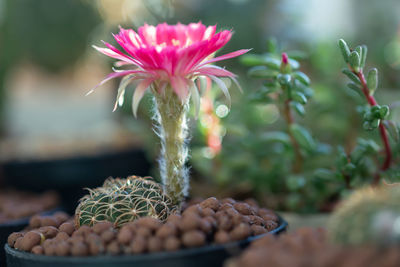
[89,22,248,206]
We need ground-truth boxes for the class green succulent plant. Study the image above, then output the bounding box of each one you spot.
[75,176,175,228]
[328,185,400,245]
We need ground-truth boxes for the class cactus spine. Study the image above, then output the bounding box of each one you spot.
[75,176,174,227]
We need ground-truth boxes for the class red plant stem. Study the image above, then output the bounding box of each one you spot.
[283,99,303,173]
[355,70,392,183]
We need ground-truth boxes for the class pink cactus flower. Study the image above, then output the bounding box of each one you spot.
[89,22,249,116]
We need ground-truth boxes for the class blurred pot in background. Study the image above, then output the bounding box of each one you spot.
[0,0,151,213]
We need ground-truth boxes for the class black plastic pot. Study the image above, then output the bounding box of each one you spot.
[4,217,287,267]
[1,147,151,214]
[0,209,60,267]
[0,217,31,267]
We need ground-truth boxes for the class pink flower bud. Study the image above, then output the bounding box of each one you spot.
[281,53,289,65]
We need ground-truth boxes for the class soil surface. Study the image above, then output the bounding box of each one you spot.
[0,190,59,223]
[7,197,279,256]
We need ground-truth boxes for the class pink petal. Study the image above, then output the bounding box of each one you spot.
[86,70,147,96]
[195,66,236,77]
[113,75,133,111]
[170,76,189,101]
[181,31,233,73]
[114,61,134,67]
[138,24,157,46]
[132,78,154,117]
[156,23,178,46]
[101,41,143,67]
[187,22,206,42]
[199,49,250,67]
[203,25,216,40]
[92,45,132,64]
[207,75,231,108]
[188,79,200,119]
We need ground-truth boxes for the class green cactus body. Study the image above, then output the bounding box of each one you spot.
[75,176,175,227]
[328,186,400,245]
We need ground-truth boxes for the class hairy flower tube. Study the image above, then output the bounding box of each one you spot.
[90,22,248,205]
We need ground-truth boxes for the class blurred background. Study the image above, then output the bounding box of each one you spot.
[1,0,400,213]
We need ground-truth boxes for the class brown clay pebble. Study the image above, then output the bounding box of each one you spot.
[117,226,133,245]
[156,223,177,239]
[200,197,220,211]
[43,240,56,256]
[216,213,233,231]
[8,232,24,247]
[41,216,59,227]
[264,220,278,231]
[69,236,84,245]
[258,208,274,216]
[230,223,251,241]
[261,213,279,222]
[245,198,259,209]
[164,236,181,251]
[59,222,75,235]
[179,213,201,231]
[203,216,217,228]
[74,225,92,237]
[55,231,70,241]
[199,219,212,234]
[231,213,246,226]
[148,236,162,252]
[106,241,120,255]
[20,231,42,251]
[225,207,240,216]
[183,204,203,217]
[55,241,70,256]
[71,242,89,257]
[248,215,264,226]
[202,208,216,217]
[221,198,236,205]
[101,229,116,244]
[251,225,267,236]
[29,215,42,228]
[241,216,251,224]
[135,217,161,230]
[219,203,234,211]
[214,231,231,244]
[53,212,70,225]
[252,234,276,248]
[182,230,206,248]
[130,236,147,254]
[14,237,24,250]
[87,234,105,255]
[93,221,113,234]
[31,245,44,255]
[233,203,254,216]
[123,221,137,232]
[136,227,152,238]
[166,214,181,224]
[39,226,59,238]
